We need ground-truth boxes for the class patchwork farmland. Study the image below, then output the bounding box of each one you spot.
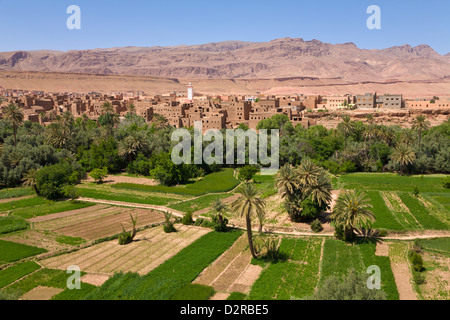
[0,172,449,301]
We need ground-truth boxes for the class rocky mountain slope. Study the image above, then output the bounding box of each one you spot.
[0,38,449,81]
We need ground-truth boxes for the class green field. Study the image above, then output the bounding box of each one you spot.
[169,193,231,214]
[84,230,243,300]
[337,174,450,231]
[249,237,322,300]
[78,188,179,206]
[0,261,41,289]
[111,169,240,196]
[415,238,450,256]
[0,216,29,235]
[0,197,96,219]
[0,239,47,264]
[320,239,399,300]
[0,188,35,200]
[253,174,277,199]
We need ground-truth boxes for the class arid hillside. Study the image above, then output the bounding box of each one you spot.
[1,38,450,82]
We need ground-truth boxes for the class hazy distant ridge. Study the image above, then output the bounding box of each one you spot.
[1,38,449,81]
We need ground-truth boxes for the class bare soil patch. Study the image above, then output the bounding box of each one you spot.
[0,230,72,252]
[19,286,63,300]
[81,273,111,287]
[375,242,390,257]
[85,174,158,186]
[40,225,210,275]
[210,292,230,300]
[28,204,110,223]
[54,208,165,240]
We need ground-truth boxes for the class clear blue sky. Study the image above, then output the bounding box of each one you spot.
[0,0,449,54]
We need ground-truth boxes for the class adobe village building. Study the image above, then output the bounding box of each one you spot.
[0,85,448,131]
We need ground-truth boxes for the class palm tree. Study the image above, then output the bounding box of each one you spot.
[296,158,320,188]
[212,198,227,227]
[80,113,89,131]
[304,170,333,207]
[22,168,39,194]
[101,102,114,114]
[231,183,266,259]
[391,144,416,174]
[118,133,148,161]
[152,114,169,130]
[412,115,430,149]
[399,129,415,147]
[128,103,136,115]
[3,103,24,148]
[45,123,70,149]
[337,115,355,151]
[274,164,298,199]
[330,190,375,241]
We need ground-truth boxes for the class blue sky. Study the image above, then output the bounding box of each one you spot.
[0,0,449,54]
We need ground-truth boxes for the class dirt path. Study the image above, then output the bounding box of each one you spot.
[388,242,418,301]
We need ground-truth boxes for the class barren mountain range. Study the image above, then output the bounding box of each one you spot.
[1,38,450,82]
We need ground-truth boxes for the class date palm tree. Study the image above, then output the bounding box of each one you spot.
[412,115,430,149]
[391,143,416,174]
[152,114,169,130]
[212,198,228,227]
[22,168,39,194]
[338,115,355,151]
[3,103,24,148]
[118,133,148,161]
[304,170,333,207]
[274,164,298,199]
[330,190,375,241]
[296,158,321,188]
[231,183,266,259]
[44,122,70,149]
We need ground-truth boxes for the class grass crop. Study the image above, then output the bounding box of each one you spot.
[0,216,28,235]
[0,261,41,289]
[249,237,322,300]
[320,239,399,300]
[169,193,231,214]
[0,239,47,264]
[51,283,97,300]
[79,188,177,206]
[0,188,34,200]
[111,168,240,196]
[170,283,215,300]
[415,238,450,256]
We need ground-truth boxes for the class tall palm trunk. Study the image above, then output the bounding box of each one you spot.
[246,214,257,259]
[13,126,17,148]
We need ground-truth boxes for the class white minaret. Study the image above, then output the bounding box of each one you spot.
[187,83,193,101]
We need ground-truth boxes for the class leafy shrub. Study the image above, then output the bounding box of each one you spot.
[211,214,228,232]
[163,212,176,233]
[35,161,84,200]
[89,167,108,184]
[413,186,419,197]
[238,165,259,182]
[412,271,425,285]
[194,218,214,229]
[377,229,388,237]
[181,212,194,226]
[254,235,280,261]
[311,219,323,233]
[314,269,387,300]
[118,214,138,245]
[442,176,450,189]
[408,250,424,272]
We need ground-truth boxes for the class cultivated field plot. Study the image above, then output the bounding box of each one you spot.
[249,237,323,300]
[320,239,399,300]
[33,205,165,240]
[194,234,261,294]
[40,225,211,275]
[337,173,450,232]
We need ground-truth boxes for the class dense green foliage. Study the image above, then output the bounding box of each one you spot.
[170,283,215,300]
